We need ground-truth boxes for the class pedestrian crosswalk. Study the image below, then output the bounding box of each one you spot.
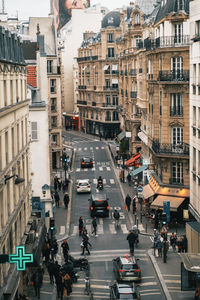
[74,146,105,151]
[75,177,116,185]
[75,166,112,172]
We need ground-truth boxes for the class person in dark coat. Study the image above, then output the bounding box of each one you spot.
[63,273,72,297]
[44,243,50,264]
[54,176,58,190]
[91,217,98,236]
[132,196,137,213]
[54,191,60,207]
[51,239,58,261]
[58,179,62,191]
[61,239,70,259]
[81,235,90,255]
[182,235,188,253]
[31,268,43,299]
[127,230,137,255]
[47,260,55,284]
[63,192,70,209]
[127,173,131,186]
[79,216,84,236]
[125,194,132,212]
[55,271,64,300]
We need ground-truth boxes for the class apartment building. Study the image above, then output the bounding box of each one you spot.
[0,26,31,298]
[77,11,122,138]
[187,0,200,252]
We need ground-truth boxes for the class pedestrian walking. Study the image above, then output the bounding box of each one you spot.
[91,217,98,236]
[119,169,123,182]
[63,273,72,297]
[54,175,58,191]
[55,271,64,300]
[61,239,69,259]
[170,232,177,252]
[31,268,43,299]
[156,238,162,257]
[127,230,137,256]
[54,191,60,207]
[47,259,55,284]
[182,235,188,253]
[125,194,132,212]
[127,173,131,186]
[79,216,84,236]
[113,209,120,227]
[132,196,137,213]
[81,234,91,255]
[177,236,183,253]
[51,239,58,261]
[63,192,70,209]
[58,178,62,191]
[44,243,51,264]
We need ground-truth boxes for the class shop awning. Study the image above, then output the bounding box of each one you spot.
[126,153,141,167]
[143,184,155,199]
[150,195,185,212]
[131,165,148,177]
[103,64,110,70]
[112,78,118,84]
[117,131,126,141]
[112,64,118,71]
[138,131,148,145]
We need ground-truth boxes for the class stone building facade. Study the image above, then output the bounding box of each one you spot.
[0,26,31,297]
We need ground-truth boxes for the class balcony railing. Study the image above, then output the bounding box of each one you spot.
[156,35,190,48]
[103,86,119,92]
[152,140,189,156]
[77,100,87,105]
[77,55,98,62]
[105,118,111,121]
[169,178,184,185]
[170,106,183,117]
[130,69,137,76]
[104,70,110,75]
[92,102,96,106]
[130,91,137,99]
[78,85,87,90]
[158,70,189,82]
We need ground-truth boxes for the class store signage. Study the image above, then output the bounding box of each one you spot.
[9,246,33,271]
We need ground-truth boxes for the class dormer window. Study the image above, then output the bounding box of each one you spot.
[175,0,184,12]
[135,13,140,25]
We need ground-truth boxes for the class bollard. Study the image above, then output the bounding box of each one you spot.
[134,214,137,225]
[140,212,142,223]
[146,223,147,233]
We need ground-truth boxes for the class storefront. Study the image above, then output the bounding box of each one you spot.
[86,120,120,138]
[64,114,79,131]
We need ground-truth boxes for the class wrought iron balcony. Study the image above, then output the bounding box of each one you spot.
[78,85,87,90]
[130,69,137,76]
[130,91,137,99]
[104,70,110,75]
[170,106,183,117]
[77,100,87,105]
[103,86,119,92]
[77,55,98,62]
[92,102,96,106]
[169,178,184,185]
[158,70,189,82]
[152,140,189,156]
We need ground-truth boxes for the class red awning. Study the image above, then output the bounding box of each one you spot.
[126,153,141,167]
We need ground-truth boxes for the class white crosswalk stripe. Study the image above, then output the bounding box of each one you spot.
[86,224,92,233]
[99,167,103,171]
[93,179,97,184]
[110,179,115,184]
[106,167,111,171]
[109,224,117,234]
[101,146,105,149]
[92,167,95,171]
[97,224,104,235]
[84,168,88,172]
[103,179,106,184]
[72,225,79,236]
[76,168,81,172]
[84,147,87,151]
[90,147,93,150]
[121,224,129,234]
[78,148,82,151]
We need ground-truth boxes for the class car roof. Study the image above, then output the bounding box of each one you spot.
[119,256,137,265]
[82,157,92,160]
[77,179,89,183]
[91,193,107,201]
[116,283,136,292]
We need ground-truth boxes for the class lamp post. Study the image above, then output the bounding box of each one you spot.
[4,174,25,185]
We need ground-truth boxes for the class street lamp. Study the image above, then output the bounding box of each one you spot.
[4,174,25,185]
[42,184,50,197]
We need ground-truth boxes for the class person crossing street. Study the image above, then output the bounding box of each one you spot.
[127,230,137,256]
[113,209,120,227]
[91,217,98,236]
[125,194,132,212]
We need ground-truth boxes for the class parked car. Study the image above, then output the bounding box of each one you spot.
[81,157,93,168]
[88,193,109,217]
[76,179,91,194]
[109,282,140,299]
[113,256,141,282]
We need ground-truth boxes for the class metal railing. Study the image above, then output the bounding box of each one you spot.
[77,100,87,105]
[130,69,137,76]
[77,55,98,62]
[169,178,184,185]
[156,35,190,48]
[158,70,189,82]
[152,140,189,155]
[78,85,87,90]
[170,106,183,117]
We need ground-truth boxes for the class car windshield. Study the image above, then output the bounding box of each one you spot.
[83,158,91,162]
[79,182,89,186]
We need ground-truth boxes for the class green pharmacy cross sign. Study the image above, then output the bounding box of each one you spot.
[9,246,33,271]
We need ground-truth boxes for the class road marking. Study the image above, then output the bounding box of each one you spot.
[140,282,158,287]
[74,148,77,151]
[106,167,111,171]
[86,224,91,233]
[140,292,161,296]
[92,168,95,171]
[97,224,104,234]
[84,168,88,172]
[84,147,87,150]
[109,224,117,234]
[76,168,80,172]
[70,249,146,255]
[165,280,181,283]
[93,179,97,184]
[99,167,103,171]
[78,148,82,151]
[103,179,106,183]
[71,225,79,236]
[99,218,103,225]
[101,147,105,149]
[96,147,99,150]
[59,226,65,235]
[138,224,144,231]
[110,179,115,184]
[121,224,129,234]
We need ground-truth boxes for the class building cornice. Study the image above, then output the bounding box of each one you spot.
[0,99,30,117]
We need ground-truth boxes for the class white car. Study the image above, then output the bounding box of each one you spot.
[76,179,91,194]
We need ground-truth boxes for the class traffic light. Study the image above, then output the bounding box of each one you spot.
[161,212,167,225]
[63,152,67,162]
[50,218,55,230]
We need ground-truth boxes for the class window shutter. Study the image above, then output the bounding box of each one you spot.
[31,122,38,140]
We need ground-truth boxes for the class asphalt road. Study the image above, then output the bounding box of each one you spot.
[62,132,165,300]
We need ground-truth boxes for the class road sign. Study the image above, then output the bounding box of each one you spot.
[163,201,170,223]
[137,185,143,193]
[9,246,33,271]
[160,225,168,234]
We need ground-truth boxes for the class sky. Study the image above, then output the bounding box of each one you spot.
[4,0,132,20]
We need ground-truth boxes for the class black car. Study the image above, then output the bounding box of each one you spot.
[110,282,140,299]
[81,157,93,168]
[88,193,109,217]
[113,256,141,282]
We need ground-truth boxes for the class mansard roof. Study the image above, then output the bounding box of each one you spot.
[0,26,25,65]
[154,0,191,24]
[101,11,121,29]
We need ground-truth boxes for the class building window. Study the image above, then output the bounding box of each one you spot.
[106,111,111,121]
[193,147,196,172]
[193,106,197,126]
[96,113,98,120]
[174,23,183,43]
[31,122,38,141]
[171,162,183,184]
[107,33,114,43]
[135,36,142,48]
[88,94,90,101]
[47,60,53,73]
[107,47,114,58]
[113,111,119,121]
[91,111,93,119]
[106,95,110,106]
[196,20,200,37]
[51,116,57,128]
[112,95,118,106]
[135,13,140,24]
[52,134,58,146]
[105,79,110,88]
[171,56,183,73]
[51,98,57,112]
[171,127,183,145]
[50,79,56,93]
[170,93,183,116]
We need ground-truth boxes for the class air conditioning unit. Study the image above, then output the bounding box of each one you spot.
[27,230,36,243]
